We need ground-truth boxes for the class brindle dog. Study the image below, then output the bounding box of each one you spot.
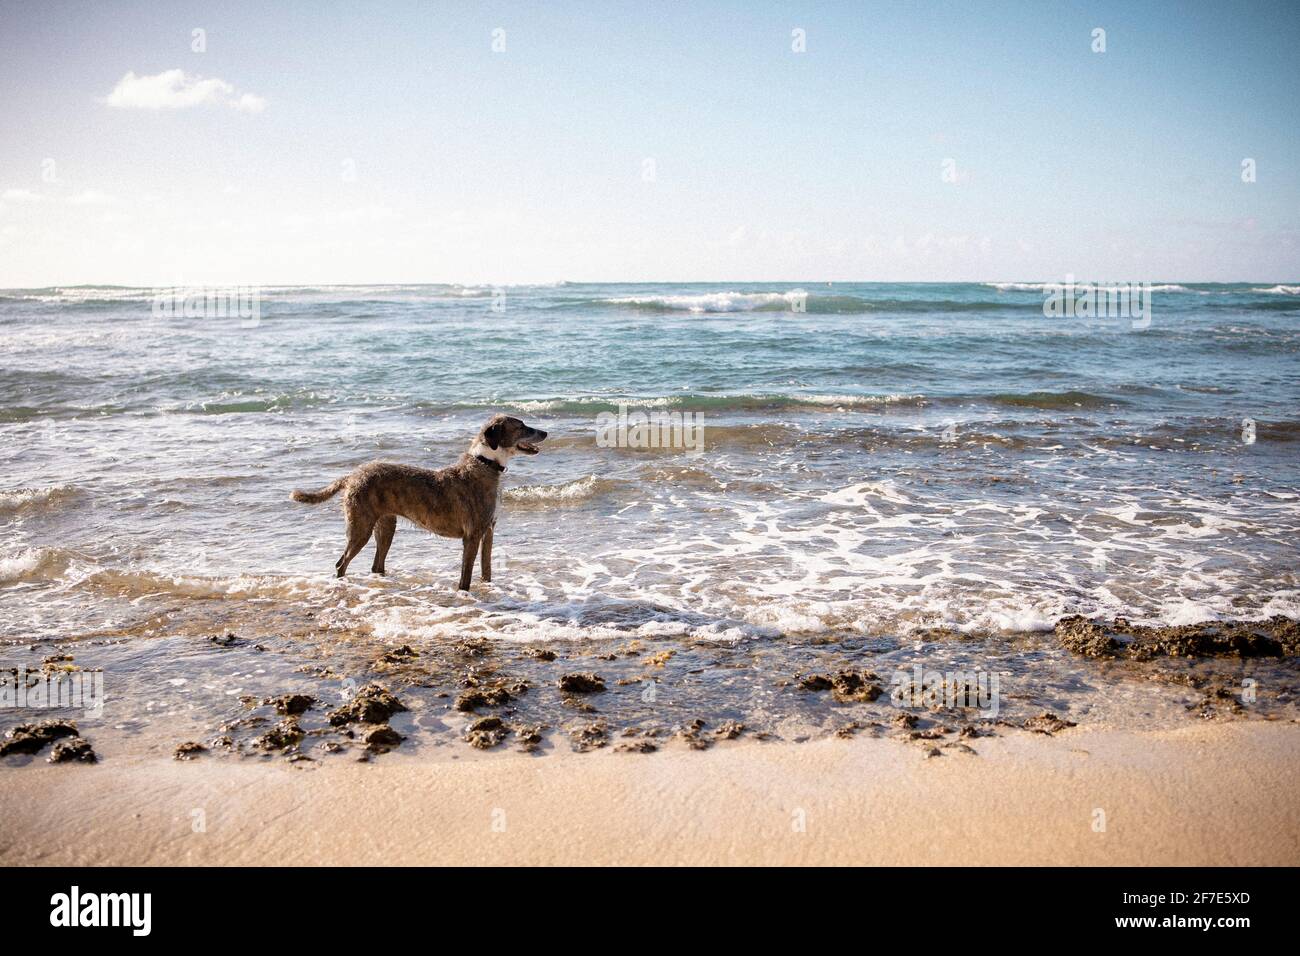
[291,415,547,589]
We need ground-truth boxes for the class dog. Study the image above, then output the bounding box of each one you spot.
[290,414,547,589]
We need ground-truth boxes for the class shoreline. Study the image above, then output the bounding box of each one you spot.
[3,720,1297,866]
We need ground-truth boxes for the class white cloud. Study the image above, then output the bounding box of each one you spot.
[280,205,397,229]
[66,190,118,206]
[2,188,43,203]
[234,93,267,113]
[104,69,267,112]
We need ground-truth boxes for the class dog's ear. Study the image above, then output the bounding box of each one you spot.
[483,420,503,450]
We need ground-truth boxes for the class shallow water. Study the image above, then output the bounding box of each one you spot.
[2,282,1298,757]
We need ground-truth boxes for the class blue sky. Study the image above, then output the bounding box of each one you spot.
[1,0,1297,285]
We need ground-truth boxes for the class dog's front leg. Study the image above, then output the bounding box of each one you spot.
[480,526,493,583]
[459,533,481,591]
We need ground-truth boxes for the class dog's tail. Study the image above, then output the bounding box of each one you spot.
[290,477,346,504]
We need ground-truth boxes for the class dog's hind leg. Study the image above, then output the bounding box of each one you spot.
[480,525,493,583]
[371,515,397,574]
[458,533,481,591]
[336,515,376,578]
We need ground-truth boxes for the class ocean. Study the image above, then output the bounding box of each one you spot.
[2,281,1298,753]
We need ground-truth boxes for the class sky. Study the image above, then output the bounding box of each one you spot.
[0,0,1297,286]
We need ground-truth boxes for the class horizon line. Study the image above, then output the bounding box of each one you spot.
[4,278,1299,291]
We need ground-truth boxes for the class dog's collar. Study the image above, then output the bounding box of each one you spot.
[475,453,505,474]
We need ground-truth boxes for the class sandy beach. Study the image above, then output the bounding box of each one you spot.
[3,720,1296,867]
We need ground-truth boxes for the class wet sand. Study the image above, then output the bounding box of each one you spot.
[3,720,1297,866]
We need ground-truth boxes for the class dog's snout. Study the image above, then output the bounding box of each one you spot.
[535,429,548,440]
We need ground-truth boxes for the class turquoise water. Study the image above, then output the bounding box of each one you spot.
[2,281,1298,647]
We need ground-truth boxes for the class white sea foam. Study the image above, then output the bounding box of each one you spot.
[987,280,1201,295]
[0,485,78,513]
[795,393,923,407]
[0,549,44,583]
[504,475,608,504]
[606,290,808,312]
[985,281,1197,293]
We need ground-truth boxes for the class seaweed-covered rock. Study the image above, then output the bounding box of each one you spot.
[558,672,605,694]
[328,683,408,725]
[1,718,80,756]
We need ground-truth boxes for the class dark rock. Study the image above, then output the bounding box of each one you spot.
[1125,621,1282,660]
[1055,615,1118,658]
[328,683,408,725]
[798,670,882,701]
[559,672,606,694]
[1264,615,1300,654]
[1,719,79,756]
[677,718,711,750]
[615,740,657,754]
[265,693,316,716]
[514,723,545,752]
[714,720,745,740]
[455,686,512,712]
[252,719,304,750]
[364,725,405,752]
[466,716,509,749]
[173,741,207,760]
[1022,712,1077,735]
[830,670,882,702]
[48,736,96,763]
[1056,614,1293,660]
[570,721,608,751]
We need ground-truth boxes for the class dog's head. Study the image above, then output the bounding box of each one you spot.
[478,414,548,457]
